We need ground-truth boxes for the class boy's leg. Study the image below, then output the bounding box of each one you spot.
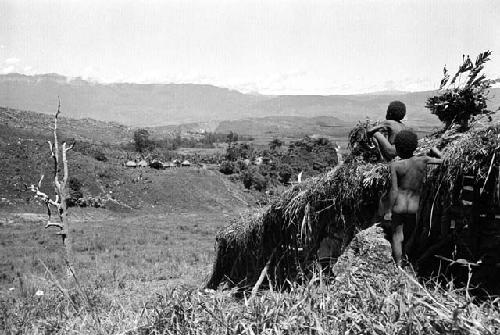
[403,213,417,259]
[391,213,404,266]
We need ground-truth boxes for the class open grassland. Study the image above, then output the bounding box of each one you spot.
[0,207,239,334]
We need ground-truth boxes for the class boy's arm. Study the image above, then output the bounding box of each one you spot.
[426,157,443,165]
[373,132,397,160]
[424,151,443,165]
[428,147,442,159]
[367,122,389,137]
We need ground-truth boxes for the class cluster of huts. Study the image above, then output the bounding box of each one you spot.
[124,158,191,170]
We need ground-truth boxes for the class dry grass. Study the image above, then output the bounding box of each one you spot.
[137,272,500,335]
[208,161,391,289]
[0,208,224,334]
[140,227,500,335]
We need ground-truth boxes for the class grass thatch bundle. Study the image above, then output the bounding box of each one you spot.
[208,119,500,293]
[207,161,390,289]
[410,122,500,294]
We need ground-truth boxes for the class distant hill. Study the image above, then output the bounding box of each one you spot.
[0,107,133,145]
[215,115,351,139]
[1,73,499,128]
[0,73,267,126]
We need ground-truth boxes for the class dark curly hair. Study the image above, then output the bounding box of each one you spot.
[386,101,406,121]
[394,130,418,159]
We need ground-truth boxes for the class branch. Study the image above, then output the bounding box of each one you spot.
[47,141,55,157]
[53,100,61,191]
[28,175,61,222]
[62,142,73,186]
[28,184,60,208]
[37,174,44,189]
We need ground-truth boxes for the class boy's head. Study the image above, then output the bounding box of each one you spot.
[386,101,406,121]
[395,130,418,159]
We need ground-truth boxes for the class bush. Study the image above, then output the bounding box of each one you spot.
[278,163,293,184]
[93,150,107,162]
[219,161,236,175]
[67,177,83,207]
[133,128,152,152]
[426,51,497,130]
[241,167,267,191]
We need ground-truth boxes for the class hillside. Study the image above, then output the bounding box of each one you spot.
[0,107,133,145]
[0,110,254,213]
[215,115,351,139]
[4,73,498,128]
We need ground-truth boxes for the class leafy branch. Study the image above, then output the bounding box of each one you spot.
[426,51,499,130]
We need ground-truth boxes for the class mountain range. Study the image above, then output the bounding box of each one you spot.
[1,73,499,128]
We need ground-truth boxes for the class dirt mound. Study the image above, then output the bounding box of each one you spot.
[332,225,396,280]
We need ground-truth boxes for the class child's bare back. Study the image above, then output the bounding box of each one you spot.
[391,156,435,214]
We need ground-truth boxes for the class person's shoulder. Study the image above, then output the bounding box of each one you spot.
[391,158,406,167]
[384,120,398,127]
[386,120,406,131]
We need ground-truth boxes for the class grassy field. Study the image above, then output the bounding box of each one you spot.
[2,210,499,334]
[0,205,249,334]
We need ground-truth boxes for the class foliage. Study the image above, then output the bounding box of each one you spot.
[73,141,108,162]
[133,128,152,152]
[220,136,339,192]
[426,51,497,130]
[93,150,107,162]
[269,138,283,151]
[347,119,382,163]
[278,163,293,184]
[225,143,254,162]
[219,161,236,175]
[242,167,267,191]
[226,131,239,144]
[62,178,83,209]
[134,128,151,152]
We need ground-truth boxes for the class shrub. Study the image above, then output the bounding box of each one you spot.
[278,163,293,185]
[133,128,152,152]
[219,161,236,175]
[67,177,83,207]
[426,51,497,130]
[252,171,267,191]
[93,150,107,162]
[241,167,267,191]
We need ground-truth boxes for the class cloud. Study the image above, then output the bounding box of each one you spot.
[23,66,34,75]
[2,65,15,74]
[5,57,20,65]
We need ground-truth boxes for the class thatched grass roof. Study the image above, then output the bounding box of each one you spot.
[207,120,500,292]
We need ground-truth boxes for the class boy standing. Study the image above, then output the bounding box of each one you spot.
[368,100,408,161]
[390,130,442,266]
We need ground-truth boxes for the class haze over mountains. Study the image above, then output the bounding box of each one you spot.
[1,73,499,128]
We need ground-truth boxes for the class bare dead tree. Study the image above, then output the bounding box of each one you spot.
[29,99,75,276]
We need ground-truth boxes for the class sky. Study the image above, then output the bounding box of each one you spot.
[1,0,499,95]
